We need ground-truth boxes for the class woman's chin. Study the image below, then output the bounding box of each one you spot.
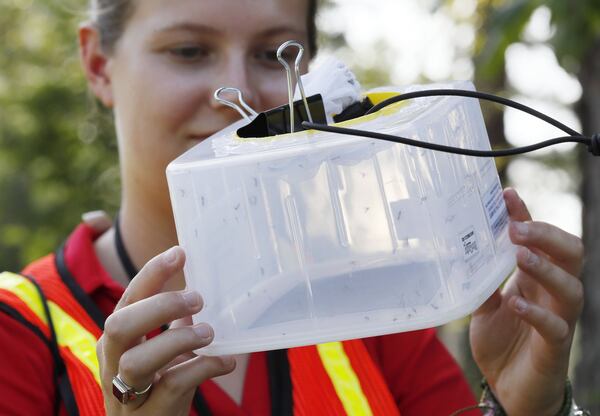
[185,135,209,149]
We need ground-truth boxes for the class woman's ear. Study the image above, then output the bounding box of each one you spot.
[79,23,114,107]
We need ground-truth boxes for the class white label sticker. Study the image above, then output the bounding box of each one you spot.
[483,181,508,239]
[460,227,479,260]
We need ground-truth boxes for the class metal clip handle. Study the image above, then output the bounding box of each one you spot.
[276,40,313,133]
[214,87,258,121]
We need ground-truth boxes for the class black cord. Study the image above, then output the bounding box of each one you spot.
[114,213,139,281]
[301,123,588,157]
[301,89,600,158]
[366,89,580,136]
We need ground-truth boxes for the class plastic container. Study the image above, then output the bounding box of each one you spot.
[166,81,517,355]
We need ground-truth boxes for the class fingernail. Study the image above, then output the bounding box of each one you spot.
[164,247,179,264]
[515,297,528,313]
[81,210,109,223]
[220,355,235,368]
[513,221,528,237]
[183,291,201,308]
[526,249,539,266]
[514,189,522,201]
[193,324,212,339]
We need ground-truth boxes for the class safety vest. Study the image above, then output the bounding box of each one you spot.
[0,253,400,416]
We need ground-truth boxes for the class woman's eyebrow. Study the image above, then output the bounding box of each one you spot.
[153,22,220,35]
[153,22,305,38]
[257,26,307,38]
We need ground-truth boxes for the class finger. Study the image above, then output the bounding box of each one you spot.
[115,246,185,311]
[81,210,112,232]
[117,323,214,394]
[157,352,197,377]
[100,290,202,377]
[510,221,584,277]
[169,315,193,330]
[516,247,583,317]
[509,296,570,345]
[149,355,235,407]
[104,290,202,353]
[503,189,549,264]
[503,187,532,222]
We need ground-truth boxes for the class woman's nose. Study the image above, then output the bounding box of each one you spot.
[212,87,258,121]
[209,61,260,117]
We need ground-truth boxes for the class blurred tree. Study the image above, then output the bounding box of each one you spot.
[577,35,600,415]
[476,0,600,411]
[0,1,120,272]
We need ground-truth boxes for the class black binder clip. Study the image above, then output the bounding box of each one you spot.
[237,94,327,138]
[238,40,327,138]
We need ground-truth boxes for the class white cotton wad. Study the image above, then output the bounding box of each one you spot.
[293,56,362,123]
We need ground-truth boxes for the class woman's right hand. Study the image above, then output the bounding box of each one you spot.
[97,246,235,415]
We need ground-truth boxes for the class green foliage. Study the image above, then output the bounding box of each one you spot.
[546,0,600,72]
[0,1,119,271]
[476,0,538,79]
[477,0,600,77]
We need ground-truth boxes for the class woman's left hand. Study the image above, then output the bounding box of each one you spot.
[470,188,584,416]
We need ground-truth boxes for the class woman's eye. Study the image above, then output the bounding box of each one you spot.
[168,46,209,61]
[256,50,279,62]
[255,49,294,68]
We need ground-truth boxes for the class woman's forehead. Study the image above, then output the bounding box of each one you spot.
[129,0,309,38]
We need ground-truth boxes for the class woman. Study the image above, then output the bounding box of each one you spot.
[0,0,586,415]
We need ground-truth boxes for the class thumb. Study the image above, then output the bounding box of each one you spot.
[472,289,502,317]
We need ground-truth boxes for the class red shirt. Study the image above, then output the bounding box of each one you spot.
[0,224,476,415]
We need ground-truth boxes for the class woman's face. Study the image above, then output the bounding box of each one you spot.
[89,0,310,211]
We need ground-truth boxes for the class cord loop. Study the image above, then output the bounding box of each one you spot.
[589,133,600,156]
[304,90,600,158]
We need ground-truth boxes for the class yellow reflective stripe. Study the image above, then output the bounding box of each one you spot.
[0,272,48,324]
[0,272,101,384]
[317,342,373,416]
[48,302,101,384]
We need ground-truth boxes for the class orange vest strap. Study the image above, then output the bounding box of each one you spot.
[343,339,401,416]
[288,339,400,415]
[0,267,104,416]
[0,287,51,338]
[62,348,105,416]
[23,254,103,338]
[289,344,348,415]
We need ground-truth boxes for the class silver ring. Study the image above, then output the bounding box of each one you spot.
[112,374,152,404]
